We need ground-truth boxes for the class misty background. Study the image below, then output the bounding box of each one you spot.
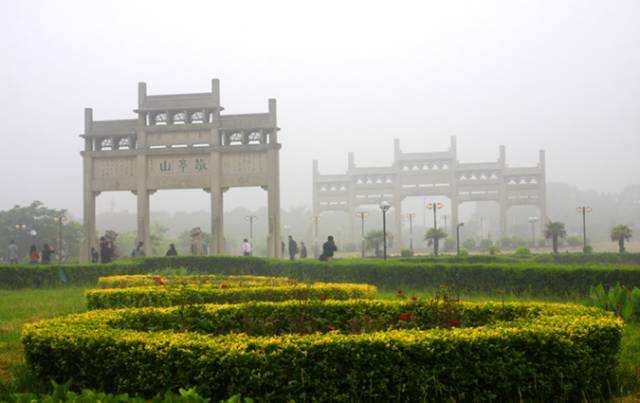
[1,1,639,255]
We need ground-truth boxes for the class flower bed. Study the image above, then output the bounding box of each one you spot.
[85,283,377,309]
[97,274,295,289]
[23,300,622,401]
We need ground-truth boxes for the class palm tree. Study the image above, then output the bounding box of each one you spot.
[610,225,632,253]
[364,230,393,258]
[425,228,447,256]
[544,221,566,254]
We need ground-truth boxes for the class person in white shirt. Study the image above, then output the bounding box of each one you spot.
[241,239,252,256]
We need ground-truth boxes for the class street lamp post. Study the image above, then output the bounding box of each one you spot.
[55,212,68,263]
[528,216,538,249]
[380,201,391,260]
[355,212,368,258]
[456,222,464,255]
[244,215,258,245]
[404,213,416,251]
[313,215,320,258]
[426,201,444,256]
[576,206,592,252]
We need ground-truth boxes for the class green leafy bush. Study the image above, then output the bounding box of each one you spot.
[589,283,640,321]
[86,283,377,309]
[22,300,622,401]
[514,246,532,257]
[399,248,414,257]
[6,380,219,402]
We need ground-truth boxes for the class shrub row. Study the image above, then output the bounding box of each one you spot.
[3,255,640,295]
[97,274,294,289]
[398,252,640,265]
[86,283,377,309]
[23,300,623,401]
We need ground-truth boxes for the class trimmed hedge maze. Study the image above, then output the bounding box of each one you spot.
[23,300,622,401]
[86,282,377,309]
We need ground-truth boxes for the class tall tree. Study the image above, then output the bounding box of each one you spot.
[364,230,393,258]
[544,221,566,254]
[425,228,447,256]
[0,201,83,262]
[610,224,632,253]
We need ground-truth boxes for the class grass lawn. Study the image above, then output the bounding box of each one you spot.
[1,286,639,399]
[0,287,86,392]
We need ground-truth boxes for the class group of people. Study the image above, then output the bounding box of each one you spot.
[90,239,179,264]
[91,236,116,263]
[240,235,337,261]
[6,235,338,264]
[5,240,56,264]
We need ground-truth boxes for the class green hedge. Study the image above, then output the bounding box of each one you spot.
[23,300,623,401]
[86,283,377,309]
[97,274,295,289]
[3,255,640,295]
[398,252,640,265]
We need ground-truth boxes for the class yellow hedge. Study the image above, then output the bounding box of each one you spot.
[23,300,622,401]
[86,282,377,309]
[97,274,294,289]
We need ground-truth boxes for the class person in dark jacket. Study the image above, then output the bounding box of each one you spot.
[100,237,113,264]
[300,241,308,259]
[41,243,54,264]
[288,235,298,261]
[90,247,99,263]
[319,235,338,261]
[166,243,178,256]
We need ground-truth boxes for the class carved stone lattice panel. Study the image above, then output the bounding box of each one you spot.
[147,156,211,177]
[146,131,211,147]
[93,157,136,179]
[190,111,205,123]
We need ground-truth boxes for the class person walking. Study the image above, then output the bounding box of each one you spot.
[241,239,252,256]
[41,244,55,264]
[288,235,298,261]
[319,235,338,261]
[7,240,19,264]
[131,241,145,258]
[90,247,99,263]
[29,244,40,264]
[165,243,178,256]
[300,241,308,259]
[100,237,113,264]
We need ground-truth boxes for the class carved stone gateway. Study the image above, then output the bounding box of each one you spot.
[312,137,546,252]
[80,79,281,262]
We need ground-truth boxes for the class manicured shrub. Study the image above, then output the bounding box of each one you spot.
[97,274,295,289]
[86,283,377,309]
[23,300,623,401]
[3,254,640,295]
[400,248,414,257]
[514,246,532,257]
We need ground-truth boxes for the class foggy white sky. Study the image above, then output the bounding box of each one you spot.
[1,0,639,218]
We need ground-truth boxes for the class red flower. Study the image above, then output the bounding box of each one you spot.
[327,325,335,331]
[319,296,327,302]
[152,276,165,286]
[448,319,461,328]
[410,296,418,302]
[396,290,405,297]
[398,311,413,321]
[220,283,229,289]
